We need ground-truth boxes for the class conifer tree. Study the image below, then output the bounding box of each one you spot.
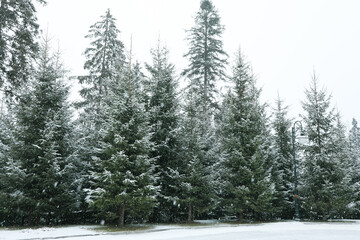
[145,41,181,222]
[0,0,46,98]
[78,8,125,111]
[183,0,227,115]
[271,95,294,219]
[10,36,76,225]
[301,74,350,220]
[178,84,214,223]
[0,110,25,225]
[348,118,360,218]
[75,9,126,220]
[218,50,273,221]
[86,60,158,228]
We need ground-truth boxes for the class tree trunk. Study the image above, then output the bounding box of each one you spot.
[28,209,33,226]
[322,210,327,221]
[237,212,243,223]
[118,206,125,228]
[35,212,40,226]
[187,202,193,223]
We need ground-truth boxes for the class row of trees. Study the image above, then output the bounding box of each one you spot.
[1,0,360,226]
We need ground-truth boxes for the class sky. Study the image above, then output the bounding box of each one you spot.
[36,0,360,128]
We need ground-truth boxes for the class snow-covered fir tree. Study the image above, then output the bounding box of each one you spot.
[0,109,25,225]
[328,113,353,218]
[270,94,294,219]
[301,74,351,220]
[218,50,273,221]
[79,8,125,109]
[145,41,182,222]
[9,36,76,225]
[177,84,214,223]
[346,118,360,218]
[182,0,228,115]
[86,59,158,227]
[75,9,126,221]
[0,0,45,99]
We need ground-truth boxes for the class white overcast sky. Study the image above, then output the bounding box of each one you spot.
[36,0,360,127]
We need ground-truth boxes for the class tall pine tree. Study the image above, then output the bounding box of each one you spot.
[218,50,273,221]
[86,60,158,228]
[271,94,294,219]
[75,9,126,221]
[183,0,227,115]
[10,35,76,225]
[178,83,214,223]
[301,74,350,220]
[0,0,46,98]
[145,41,181,222]
[348,118,360,218]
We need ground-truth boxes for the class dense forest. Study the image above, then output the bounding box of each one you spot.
[1,0,360,227]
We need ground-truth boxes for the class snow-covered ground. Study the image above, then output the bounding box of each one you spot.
[1,221,360,240]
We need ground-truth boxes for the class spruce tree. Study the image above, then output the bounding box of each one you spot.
[218,50,273,221]
[0,110,25,225]
[178,84,214,223]
[183,0,228,115]
[10,36,76,225]
[348,118,360,218]
[75,9,126,221]
[145,41,181,222]
[301,74,350,220]
[86,61,158,228]
[328,113,353,218]
[271,95,294,219]
[78,8,125,111]
[0,0,46,98]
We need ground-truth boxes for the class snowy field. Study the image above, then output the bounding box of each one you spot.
[1,221,360,240]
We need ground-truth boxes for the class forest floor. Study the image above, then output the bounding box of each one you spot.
[1,220,359,240]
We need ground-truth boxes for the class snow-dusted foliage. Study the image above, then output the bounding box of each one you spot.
[145,42,182,222]
[85,61,158,227]
[183,0,228,115]
[177,84,215,223]
[270,95,294,219]
[218,50,274,221]
[5,36,77,225]
[2,0,360,227]
[78,9,125,108]
[73,9,128,223]
[346,118,360,217]
[0,0,45,99]
[301,75,352,220]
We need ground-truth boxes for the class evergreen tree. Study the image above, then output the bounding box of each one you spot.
[301,74,350,220]
[75,9,126,221]
[10,36,76,225]
[145,41,181,222]
[86,61,158,228]
[0,110,25,225]
[178,84,214,223]
[78,8,125,111]
[347,118,360,218]
[271,94,294,219]
[328,113,353,218]
[0,0,46,98]
[183,0,228,115]
[218,50,273,221]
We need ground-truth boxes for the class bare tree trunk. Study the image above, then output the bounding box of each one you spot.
[118,206,125,228]
[35,212,40,226]
[28,210,33,226]
[322,210,327,221]
[187,202,193,223]
[237,212,243,223]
